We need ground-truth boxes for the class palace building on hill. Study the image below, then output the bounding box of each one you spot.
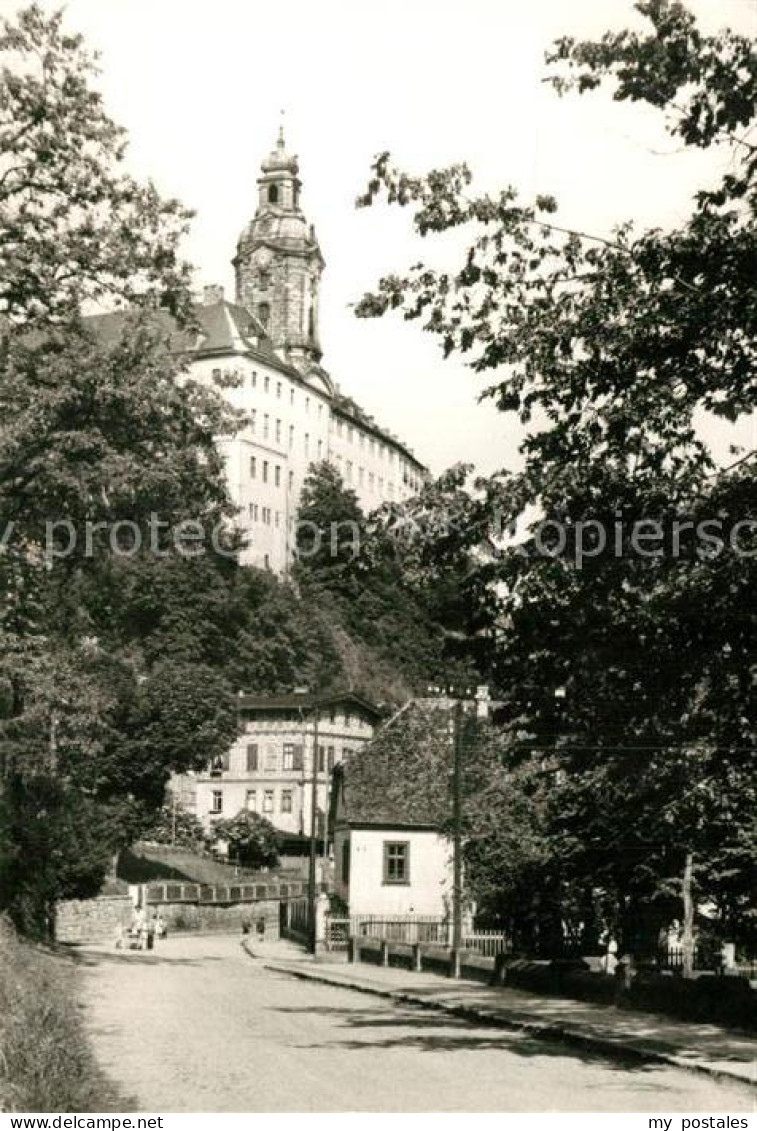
[88,129,426,575]
[191,128,427,573]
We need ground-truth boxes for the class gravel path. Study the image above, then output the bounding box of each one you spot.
[79,935,756,1112]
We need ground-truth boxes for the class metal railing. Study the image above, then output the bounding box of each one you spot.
[462,931,510,958]
[351,915,450,945]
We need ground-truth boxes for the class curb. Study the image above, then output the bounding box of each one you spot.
[257,957,756,1091]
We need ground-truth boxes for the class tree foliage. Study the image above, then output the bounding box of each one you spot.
[354,1,757,949]
[212,810,280,870]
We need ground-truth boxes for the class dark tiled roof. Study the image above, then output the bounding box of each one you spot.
[238,690,381,719]
[82,303,426,472]
[336,701,453,828]
[84,302,298,376]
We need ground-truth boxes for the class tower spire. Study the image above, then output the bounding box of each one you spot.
[233,127,325,370]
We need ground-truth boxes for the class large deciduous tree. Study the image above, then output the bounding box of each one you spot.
[354,1,757,951]
[0,5,241,935]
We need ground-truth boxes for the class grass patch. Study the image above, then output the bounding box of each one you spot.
[0,916,128,1112]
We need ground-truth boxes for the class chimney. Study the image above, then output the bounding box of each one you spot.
[203,284,225,305]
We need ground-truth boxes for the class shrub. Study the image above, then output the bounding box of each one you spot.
[0,916,125,1111]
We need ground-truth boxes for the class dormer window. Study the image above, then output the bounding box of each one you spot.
[268,184,279,204]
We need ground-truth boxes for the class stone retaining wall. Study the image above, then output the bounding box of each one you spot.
[55,895,133,944]
[154,898,280,937]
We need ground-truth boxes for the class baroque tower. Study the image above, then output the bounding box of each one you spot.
[233,129,325,371]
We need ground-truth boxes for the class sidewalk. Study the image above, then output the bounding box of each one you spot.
[247,940,756,1089]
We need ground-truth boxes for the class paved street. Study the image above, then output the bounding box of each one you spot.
[80,935,755,1113]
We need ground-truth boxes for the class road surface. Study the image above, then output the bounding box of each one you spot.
[79,935,754,1112]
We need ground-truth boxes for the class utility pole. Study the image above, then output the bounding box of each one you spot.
[681,850,695,978]
[451,698,464,955]
[307,708,320,954]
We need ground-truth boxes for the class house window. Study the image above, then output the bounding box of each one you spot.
[283,743,294,770]
[341,839,350,885]
[383,841,409,885]
[288,424,294,448]
[246,744,259,772]
[281,789,293,813]
[317,745,325,773]
[210,752,229,774]
[264,374,270,393]
[264,746,278,771]
[251,371,257,388]
[275,419,282,444]
[250,409,257,434]
[246,789,257,811]
[263,789,274,813]
[211,790,223,814]
[275,465,281,487]
[327,746,335,772]
[263,460,269,483]
[250,457,256,478]
[292,745,304,772]
[276,382,282,399]
[263,415,269,440]
[288,470,294,491]
[290,388,295,405]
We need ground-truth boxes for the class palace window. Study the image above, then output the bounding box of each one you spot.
[292,745,304,772]
[264,374,270,393]
[327,746,335,772]
[263,415,269,440]
[276,382,282,399]
[281,790,293,814]
[288,470,294,490]
[246,744,259,772]
[264,747,277,771]
[283,743,295,771]
[383,841,410,885]
[275,419,282,444]
[262,460,269,483]
[263,790,274,813]
[275,465,281,487]
[250,457,256,478]
[317,745,326,773]
[211,790,223,814]
[246,789,257,811]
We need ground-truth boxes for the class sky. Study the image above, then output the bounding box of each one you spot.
[13,0,756,476]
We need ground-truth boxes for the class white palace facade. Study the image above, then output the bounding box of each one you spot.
[187,129,426,573]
